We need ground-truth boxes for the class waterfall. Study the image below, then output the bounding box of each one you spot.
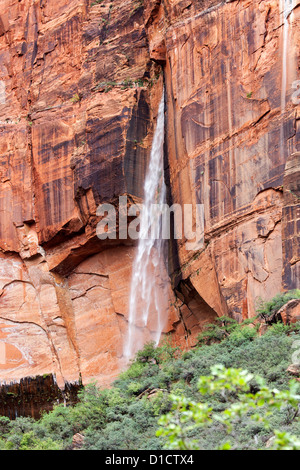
[124,91,170,360]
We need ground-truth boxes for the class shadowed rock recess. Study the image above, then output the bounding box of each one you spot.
[0,0,299,416]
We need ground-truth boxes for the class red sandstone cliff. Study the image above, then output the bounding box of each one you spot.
[0,0,299,388]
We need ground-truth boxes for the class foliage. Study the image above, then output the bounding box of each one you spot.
[18,432,63,451]
[134,338,181,364]
[94,76,155,93]
[271,431,300,450]
[0,292,299,450]
[70,93,81,103]
[257,290,300,320]
[0,417,11,436]
[197,316,259,346]
[91,0,103,6]
[157,365,300,450]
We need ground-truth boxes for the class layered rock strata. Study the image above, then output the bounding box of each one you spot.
[0,0,298,390]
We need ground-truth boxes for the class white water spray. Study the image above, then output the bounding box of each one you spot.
[124,92,170,360]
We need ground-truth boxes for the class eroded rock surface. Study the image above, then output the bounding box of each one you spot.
[0,0,299,388]
[161,0,300,321]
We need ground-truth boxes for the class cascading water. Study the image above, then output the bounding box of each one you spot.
[124,91,170,360]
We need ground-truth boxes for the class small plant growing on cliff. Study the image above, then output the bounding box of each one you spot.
[134,78,146,87]
[257,290,300,320]
[26,116,33,126]
[70,93,81,104]
[94,77,147,94]
[121,78,134,90]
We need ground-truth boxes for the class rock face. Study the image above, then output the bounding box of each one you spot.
[0,0,299,389]
[0,374,81,419]
[161,0,300,321]
[278,299,300,325]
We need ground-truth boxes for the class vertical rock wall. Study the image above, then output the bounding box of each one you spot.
[155,0,300,322]
[0,0,299,390]
[0,0,174,388]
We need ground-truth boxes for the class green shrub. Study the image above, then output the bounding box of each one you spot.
[197,316,258,346]
[19,432,63,450]
[0,292,299,450]
[70,93,81,103]
[257,290,300,319]
[157,365,300,450]
[0,417,11,437]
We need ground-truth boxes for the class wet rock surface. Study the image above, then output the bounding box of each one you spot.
[0,0,299,394]
[0,374,81,419]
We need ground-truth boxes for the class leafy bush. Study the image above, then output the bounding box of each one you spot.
[0,292,299,450]
[157,365,300,450]
[19,432,63,451]
[0,417,11,437]
[257,290,300,320]
[197,316,259,346]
